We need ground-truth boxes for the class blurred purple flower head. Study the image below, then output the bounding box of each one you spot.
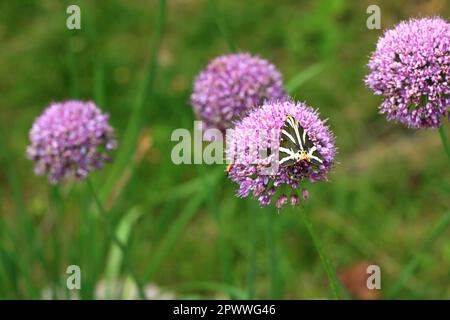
[365,17,450,128]
[226,100,336,208]
[190,53,286,131]
[27,100,117,184]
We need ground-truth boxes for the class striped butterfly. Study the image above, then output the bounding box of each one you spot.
[279,115,323,168]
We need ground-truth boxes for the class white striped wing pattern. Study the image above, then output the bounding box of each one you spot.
[279,115,323,168]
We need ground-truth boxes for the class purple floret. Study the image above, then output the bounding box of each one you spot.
[27,100,117,184]
[365,17,450,128]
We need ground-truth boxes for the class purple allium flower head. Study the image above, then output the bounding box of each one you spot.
[365,17,450,128]
[226,100,336,208]
[27,100,117,184]
[190,53,286,131]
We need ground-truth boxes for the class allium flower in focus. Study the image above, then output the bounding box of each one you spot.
[27,100,117,183]
[190,53,286,131]
[226,100,336,208]
[365,17,450,128]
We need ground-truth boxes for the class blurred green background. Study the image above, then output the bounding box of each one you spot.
[0,0,449,299]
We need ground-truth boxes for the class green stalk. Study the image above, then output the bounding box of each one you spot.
[208,0,236,51]
[0,125,44,298]
[86,5,108,294]
[301,209,341,299]
[387,210,450,298]
[143,195,205,282]
[79,184,101,299]
[99,0,166,202]
[265,209,282,298]
[286,63,325,95]
[48,185,63,299]
[86,178,146,299]
[388,127,450,298]
[196,165,231,283]
[438,126,450,162]
[247,203,258,299]
[67,37,79,99]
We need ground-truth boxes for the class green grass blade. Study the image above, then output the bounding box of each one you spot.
[387,210,450,298]
[0,125,40,298]
[265,207,283,299]
[247,201,259,299]
[105,207,143,299]
[286,63,325,95]
[99,0,166,202]
[178,282,249,299]
[144,194,205,282]
[208,0,236,51]
[301,208,342,299]
[438,126,450,162]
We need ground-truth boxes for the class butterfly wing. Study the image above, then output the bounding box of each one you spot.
[303,130,323,168]
[280,115,302,167]
[308,151,323,167]
[280,115,324,169]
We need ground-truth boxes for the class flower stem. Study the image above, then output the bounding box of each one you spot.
[301,210,341,299]
[387,128,450,298]
[387,209,450,298]
[247,203,258,299]
[266,209,282,298]
[438,125,450,162]
[100,0,166,202]
[87,178,146,300]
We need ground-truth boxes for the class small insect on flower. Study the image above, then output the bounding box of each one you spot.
[279,115,323,169]
[225,162,234,177]
[226,100,336,208]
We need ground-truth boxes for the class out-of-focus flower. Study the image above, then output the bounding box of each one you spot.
[302,188,309,201]
[290,194,300,206]
[27,100,117,183]
[226,99,336,208]
[365,17,449,128]
[190,53,286,131]
[276,194,288,209]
